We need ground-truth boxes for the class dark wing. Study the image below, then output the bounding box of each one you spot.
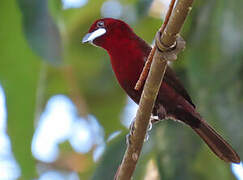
[140,41,195,108]
[164,66,195,108]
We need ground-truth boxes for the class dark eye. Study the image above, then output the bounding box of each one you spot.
[97,21,104,28]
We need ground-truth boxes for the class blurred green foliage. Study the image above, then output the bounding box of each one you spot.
[0,0,242,179]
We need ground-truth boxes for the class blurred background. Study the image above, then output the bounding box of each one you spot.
[0,0,243,179]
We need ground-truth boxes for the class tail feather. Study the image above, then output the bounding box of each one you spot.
[193,120,240,163]
[159,104,240,163]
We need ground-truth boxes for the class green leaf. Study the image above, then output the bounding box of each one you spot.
[16,0,62,65]
[91,132,127,180]
[0,1,42,178]
[184,0,243,159]
[59,0,127,136]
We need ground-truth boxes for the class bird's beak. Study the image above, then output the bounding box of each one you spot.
[82,28,106,43]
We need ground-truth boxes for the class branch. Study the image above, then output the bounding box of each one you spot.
[116,0,194,179]
[135,0,176,91]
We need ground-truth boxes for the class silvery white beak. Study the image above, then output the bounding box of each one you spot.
[82,28,106,43]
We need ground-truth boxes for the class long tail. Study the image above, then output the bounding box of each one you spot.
[169,105,240,163]
[193,120,240,163]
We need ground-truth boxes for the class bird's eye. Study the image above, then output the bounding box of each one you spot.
[97,21,105,28]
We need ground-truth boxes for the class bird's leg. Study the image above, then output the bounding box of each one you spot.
[126,105,167,145]
[128,118,136,135]
[126,133,131,146]
[126,115,156,145]
[126,118,136,145]
[144,118,154,142]
[150,117,160,124]
[155,32,186,62]
[157,104,167,120]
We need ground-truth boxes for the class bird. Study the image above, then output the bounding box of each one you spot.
[82,18,240,163]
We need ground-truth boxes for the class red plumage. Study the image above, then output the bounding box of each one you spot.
[83,18,240,163]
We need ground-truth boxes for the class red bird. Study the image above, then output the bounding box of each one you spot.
[82,18,240,163]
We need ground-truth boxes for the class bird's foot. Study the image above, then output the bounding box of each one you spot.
[150,117,160,124]
[126,118,136,145]
[143,120,154,142]
[126,117,154,145]
[157,104,167,120]
[126,133,132,146]
[155,31,186,62]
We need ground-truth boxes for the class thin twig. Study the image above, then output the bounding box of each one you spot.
[116,0,194,179]
[134,0,176,91]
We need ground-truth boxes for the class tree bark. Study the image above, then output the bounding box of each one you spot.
[116,0,194,179]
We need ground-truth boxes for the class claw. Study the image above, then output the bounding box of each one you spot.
[150,117,160,124]
[144,133,149,142]
[129,117,136,134]
[126,134,131,145]
[126,116,158,144]
[147,121,153,131]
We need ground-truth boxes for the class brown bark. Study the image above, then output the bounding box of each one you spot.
[116,0,194,179]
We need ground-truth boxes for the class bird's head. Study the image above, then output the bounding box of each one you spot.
[82,18,134,50]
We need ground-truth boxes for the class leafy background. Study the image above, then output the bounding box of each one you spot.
[0,0,242,179]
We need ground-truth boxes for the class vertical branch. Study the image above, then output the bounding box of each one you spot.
[116,0,194,179]
[135,0,176,91]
